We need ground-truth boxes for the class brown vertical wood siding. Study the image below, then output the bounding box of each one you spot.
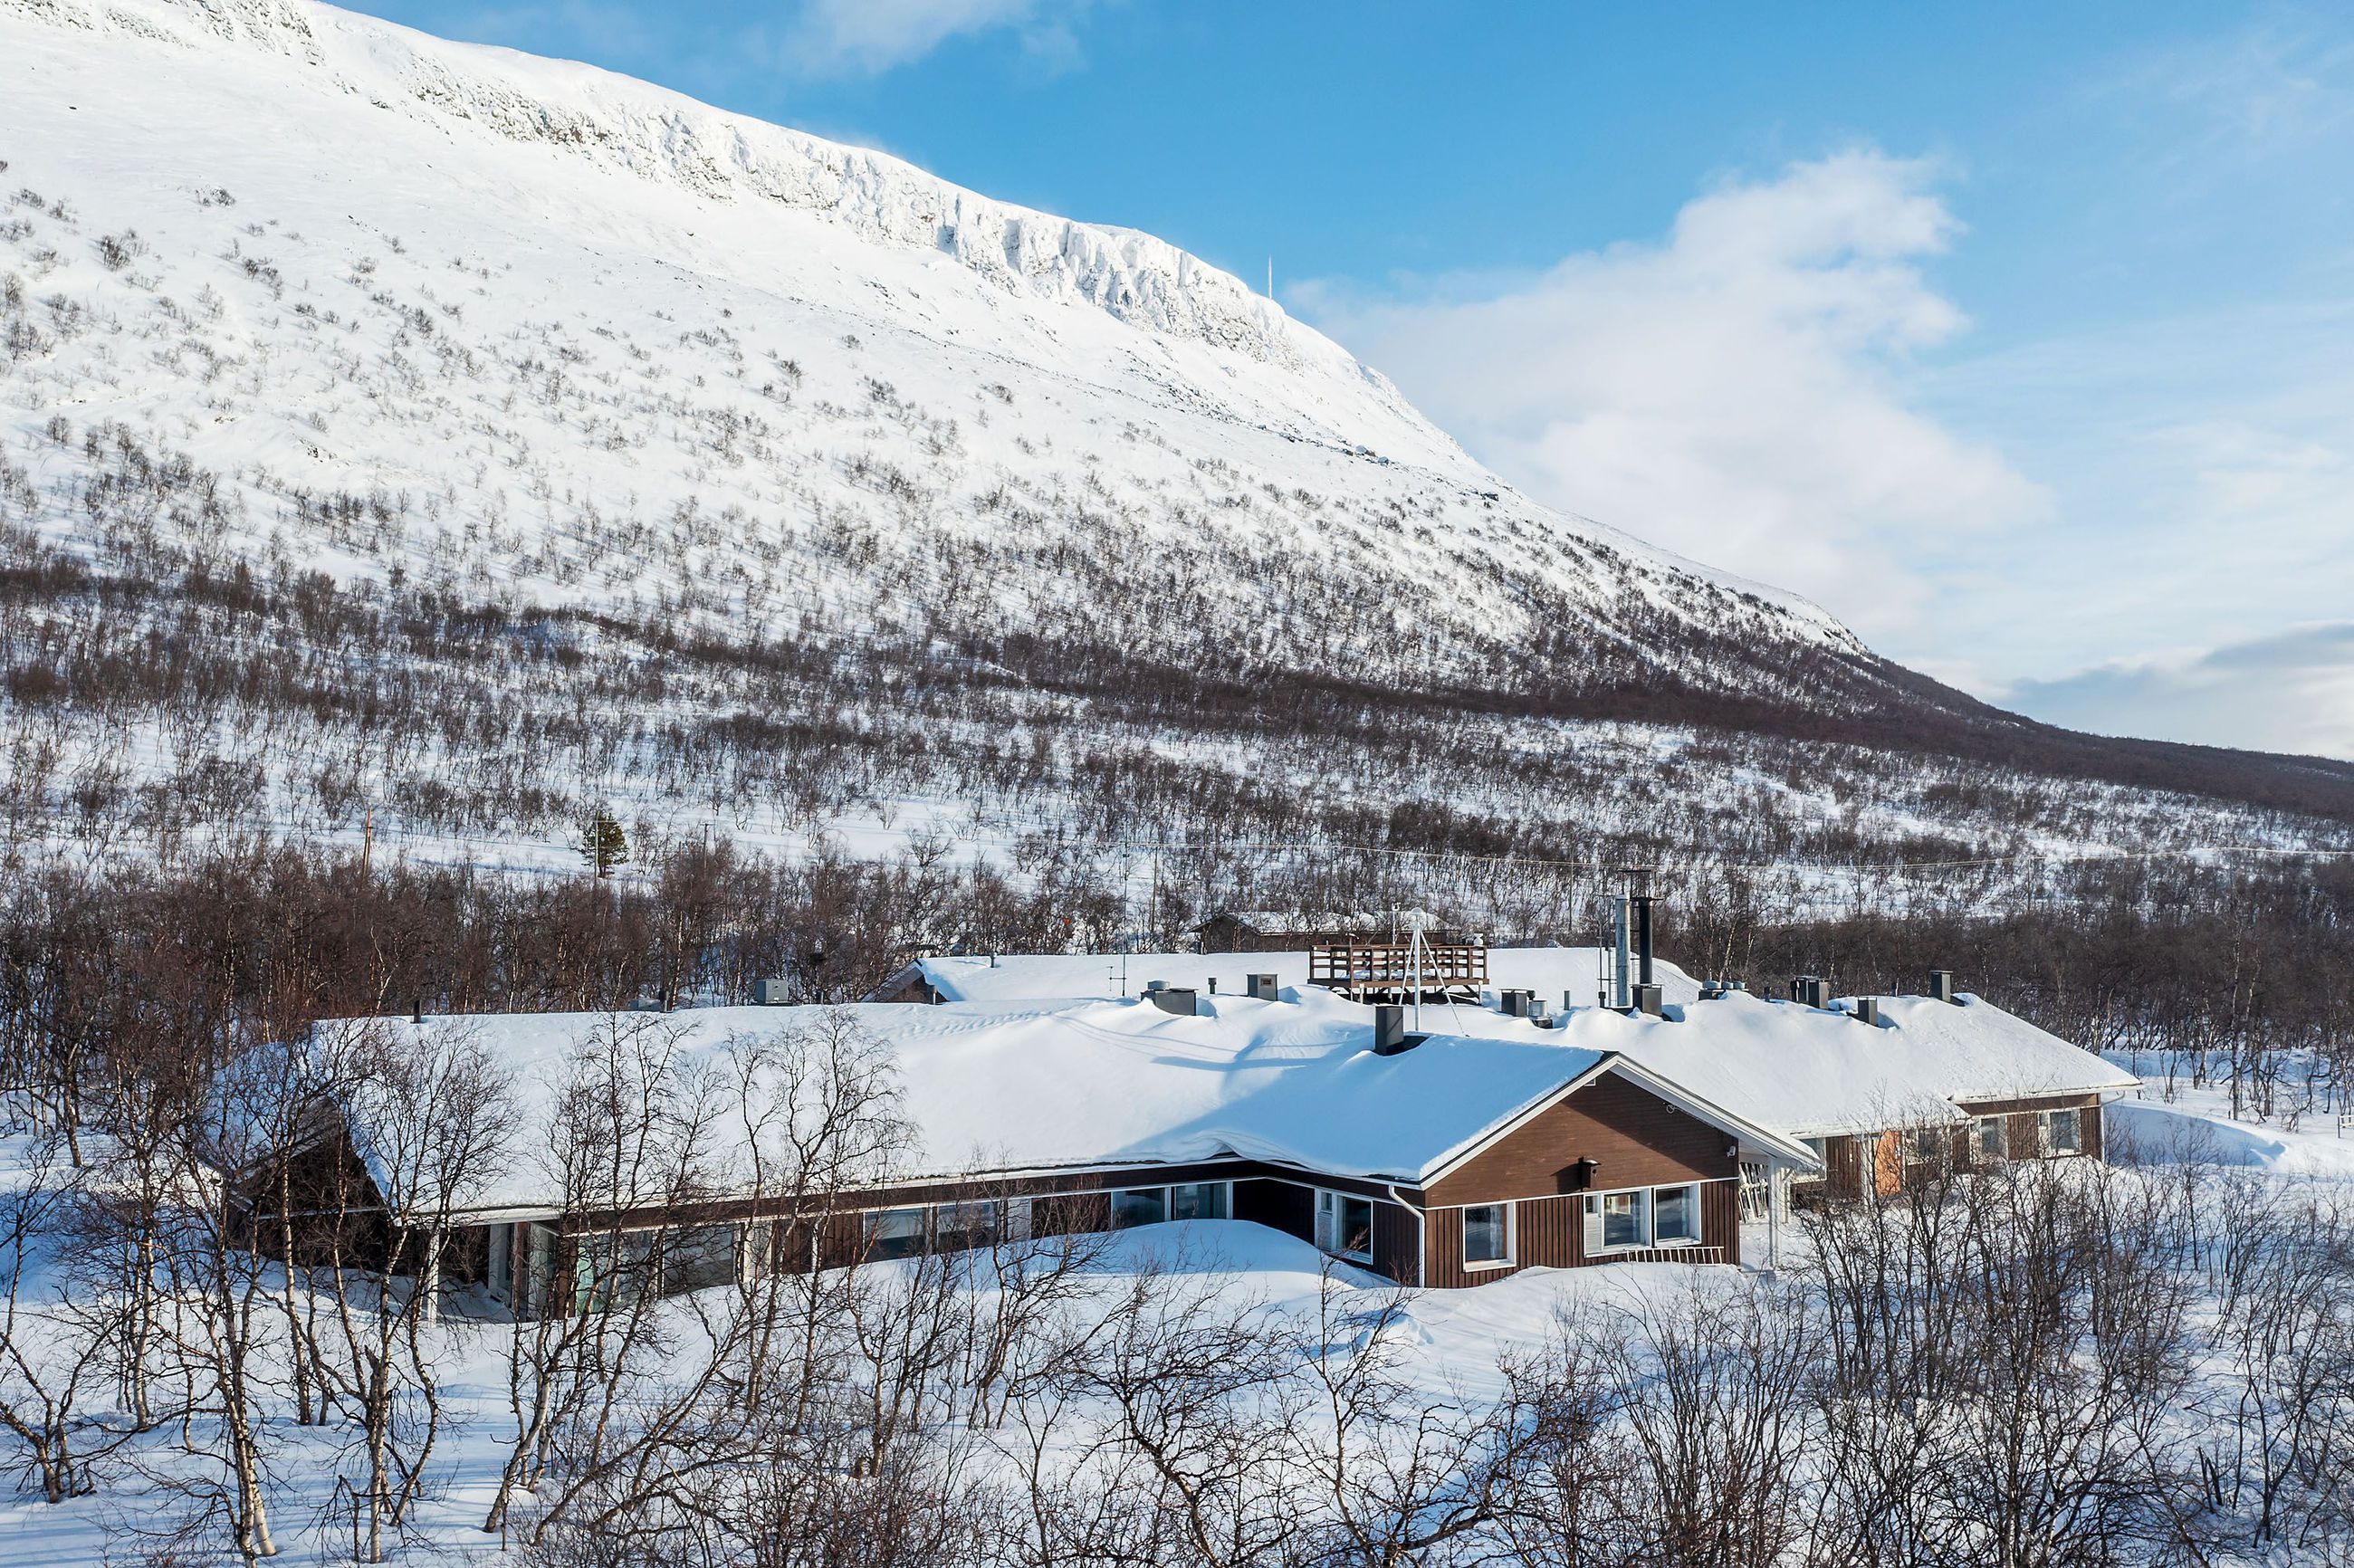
[1806,1092,2111,1200]
[1372,1200,1422,1286]
[1419,1178,1740,1289]
[1425,1073,1738,1208]
[1235,1178,1313,1243]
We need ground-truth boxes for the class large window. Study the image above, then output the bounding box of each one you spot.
[1976,1116,2007,1162]
[866,1207,927,1261]
[1907,1126,1949,1167]
[933,1200,1000,1253]
[1653,1184,1700,1245]
[1462,1203,1512,1268]
[1583,1184,1710,1254]
[2042,1107,2082,1156]
[662,1224,738,1293]
[1316,1190,1375,1262]
[1584,1189,1650,1252]
[1172,1181,1230,1221]
[521,1223,558,1317]
[1111,1188,1168,1229]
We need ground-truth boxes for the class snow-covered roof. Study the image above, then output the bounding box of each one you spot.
[325,985,1813,1216]
[917,947,1624,1007]
[915,948,2139,1141]
[1201,910,1449,935]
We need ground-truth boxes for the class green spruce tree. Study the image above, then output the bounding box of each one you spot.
[578,805,628,878]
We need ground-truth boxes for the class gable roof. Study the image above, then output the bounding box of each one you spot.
[322,985,1816,1216]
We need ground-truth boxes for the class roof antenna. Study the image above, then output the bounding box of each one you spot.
[1267,256,1274,300]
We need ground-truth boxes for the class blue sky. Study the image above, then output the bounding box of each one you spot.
[347,0,2354,758]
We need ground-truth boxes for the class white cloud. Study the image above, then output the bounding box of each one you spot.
[780,0,1091,78]
[2007,623,2354,760]
[1293,150,2051,647]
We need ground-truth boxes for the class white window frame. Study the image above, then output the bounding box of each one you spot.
[1791,1138,1827,1188]
[1315,1188,1375,1264]
[1652,1183,1702,1246]
[1583,1187,1653,1254]
[1460,1201,1515,1271]
[2040,1107,2083,1157]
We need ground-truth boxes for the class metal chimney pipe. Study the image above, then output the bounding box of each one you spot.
[1612,898,1632,1010]
[1634,895,1655,988]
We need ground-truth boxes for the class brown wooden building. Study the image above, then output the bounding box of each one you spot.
[262,1000,1819,1317]
[267,973,2136,1319]
[438,1048,1796,1316]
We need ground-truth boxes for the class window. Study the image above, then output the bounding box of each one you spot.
[1792,1138,1827,1188]
[488,1222,512,1302]
[663,1223,739,1293]
[1002,1198,1034,1243]
[1976,1117,2007,1162]
[1171,1181,1230,1221]
[521,1223,558,1317]
[1584,1189,1651,1253]
[866,1207,927,1261]
[1462,1203,1512,1268]
[933,1200,1000,1253]
[574,1229,658,1312]
[2042,1107,2082,1156]
[1315,1190,1374,1262]
[1907,1126,1949,1166]
[1654,1184,1700,1245]
[1111,1188,1168,1229]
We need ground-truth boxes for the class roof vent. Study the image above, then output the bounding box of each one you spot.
[1791,976,1832,1009]
[1633,983,1664,1017]
[1500,988,1532,1018]
[1928,969,1957,1005]
[1373,1004,1423,1056]
[1147,986,1197,1017]
[1852,998,1883,1027]
[1245,972,1278,1001]
[754,978,790,1006]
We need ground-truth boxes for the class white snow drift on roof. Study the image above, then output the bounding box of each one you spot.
[917,948,2137,1140]
[341,988,1636,1213]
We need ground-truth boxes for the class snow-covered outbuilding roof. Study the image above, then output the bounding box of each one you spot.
[325,985,1815,1217]
[912,948,2139,1142]
[914,946,1623,1007]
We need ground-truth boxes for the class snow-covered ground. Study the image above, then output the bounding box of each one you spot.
[3,1067,2349,1563]
[2101,1058,2354,1179]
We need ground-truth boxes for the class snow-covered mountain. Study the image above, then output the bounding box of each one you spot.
[0,0,1859,674]
[1,0,2348,892]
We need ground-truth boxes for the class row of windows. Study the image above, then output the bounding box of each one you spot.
[1911,1107,2083,1165]
[498,1175,1727,1309]
[866,1181,1233,1261]
[1452,1182,1708,1271]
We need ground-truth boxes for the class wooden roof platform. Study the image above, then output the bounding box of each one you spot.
[1308,941,1488,1002]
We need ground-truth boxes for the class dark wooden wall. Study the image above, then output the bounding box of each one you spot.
[1421,1178,1741,1289]
[1426,1073,1737,1209]
[1235,1177,1312,1242]
[1811,1091,2111,1199]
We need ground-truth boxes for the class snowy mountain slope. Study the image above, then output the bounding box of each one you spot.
[1,0,2349,892]
[0,0,1857,683]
